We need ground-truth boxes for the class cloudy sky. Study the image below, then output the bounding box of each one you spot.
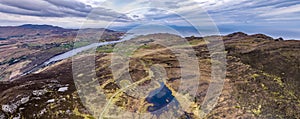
[0,0,300,39]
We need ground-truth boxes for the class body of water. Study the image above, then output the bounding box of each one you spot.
[22,34,136,76]
[44,34,136,65]
[146,82,180,116]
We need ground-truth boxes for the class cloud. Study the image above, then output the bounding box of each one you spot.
[0,0,299,39]
[46,0,92,13]
[189,0,300,25]
[1,0,299,25]
[259,4,300,16]
[0,0,77,17]
[0,0,132,21]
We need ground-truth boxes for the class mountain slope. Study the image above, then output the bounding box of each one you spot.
[0,33,299,119]
[0,25,124,81]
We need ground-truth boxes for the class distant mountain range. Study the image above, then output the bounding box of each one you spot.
[18,24,65,30]
[0,24,117,39]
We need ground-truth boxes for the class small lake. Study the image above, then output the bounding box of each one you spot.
[146,82,180,116]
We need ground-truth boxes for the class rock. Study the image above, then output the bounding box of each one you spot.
[50,80,59,83]
[227,32,248,38]
[39,108,46,116]
[1,96,30,114]
[46,99,55,103]
[2,104,18,114]
[32,97,41,100]
[19,108,24,111]
[20,96,30,104]
[58,87,68,92]
[32,90,47,96]
[61,98,66,101]
[250,34,274,40]
[65,110,71,115]
[275,37,284,41]
[0,111,6,119]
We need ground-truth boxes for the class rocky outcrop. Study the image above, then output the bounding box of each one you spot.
[250,33,274,40]
[227,32,248,38]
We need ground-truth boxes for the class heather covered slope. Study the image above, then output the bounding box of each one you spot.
[225,33,300,98]
[221,33,300,118]
[0,33,299,119]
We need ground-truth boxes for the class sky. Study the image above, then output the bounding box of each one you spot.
[0,0,300,39]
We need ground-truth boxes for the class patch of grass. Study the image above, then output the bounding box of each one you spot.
[60,43,73,49]
[252,104,262,116]
[251,74,260,79]
[74,41,91,48]
[261,83,268,90]
[73,107,95,119]
[0,56,28,65]
[139,44,151,49]
[188,39,206,45]
[262,72,284,87]
[274,77,284,87]
[96,45,114,53]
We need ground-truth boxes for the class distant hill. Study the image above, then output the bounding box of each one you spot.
[18,24,64,30]
[0,24,124,81]
[0,24,73,39]
[0,24,117,39]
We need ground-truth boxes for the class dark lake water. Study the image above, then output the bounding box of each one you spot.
[146,82,180,115]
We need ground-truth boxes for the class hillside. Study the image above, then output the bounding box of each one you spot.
[0,33,299,119]
[0,24,124,81]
